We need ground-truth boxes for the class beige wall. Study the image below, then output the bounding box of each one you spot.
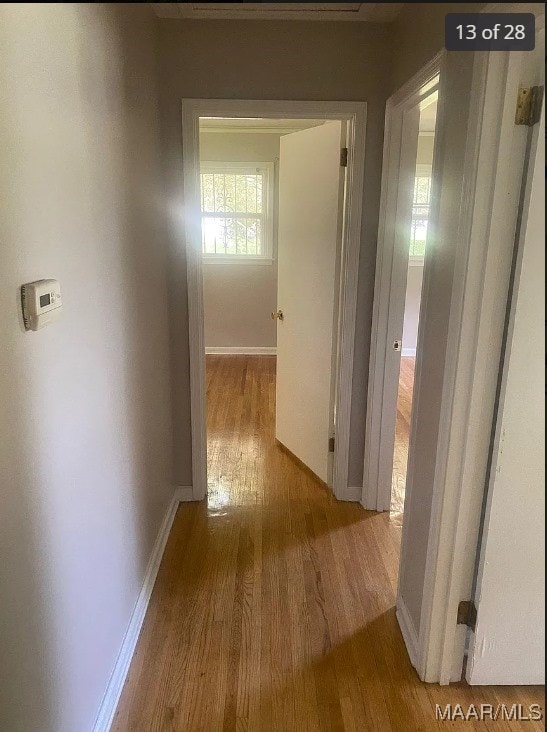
[416,134,435,165]
[200,131,279,349]
[159,18,394,486]
[402,266,424,353]
[402,134,434,353]
[0,5,172,730]
[204,264,278,348]
[200,130,281,164]
[390,3,485,92]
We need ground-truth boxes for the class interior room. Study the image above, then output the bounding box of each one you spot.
[391,96,437,518]
[200,117,324,356]
[200,116,345,503]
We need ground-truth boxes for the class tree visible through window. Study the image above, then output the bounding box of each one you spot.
[410,173,431,259]
[200,162,273,260]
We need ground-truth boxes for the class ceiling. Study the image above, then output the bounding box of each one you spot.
[199,117,327,134]
[152,3,404,22]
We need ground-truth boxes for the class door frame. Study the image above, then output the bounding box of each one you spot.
[415,4,545,686]
[418,34,544,685]
[363,2,544,685]
[181,99,367,501]
[468,95,544,686]
[362,54,442,513]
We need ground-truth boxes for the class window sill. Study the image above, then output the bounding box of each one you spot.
[202,256,274,266]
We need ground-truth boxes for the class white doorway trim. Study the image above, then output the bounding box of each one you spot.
[181,99,367,501]
[364,2,544,685]
[362,53,442,513]
[426,9,545,686]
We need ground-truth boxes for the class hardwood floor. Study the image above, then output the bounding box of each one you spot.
[391,357,415,519]
[113,355,544,731]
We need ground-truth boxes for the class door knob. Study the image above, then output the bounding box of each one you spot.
[271,309,284,321]
[393,339,402,351]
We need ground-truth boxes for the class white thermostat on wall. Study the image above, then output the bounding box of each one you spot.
[21,279,62,331]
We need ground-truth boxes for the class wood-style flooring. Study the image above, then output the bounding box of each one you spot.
[391,357,415,519]
[113,355,544,731]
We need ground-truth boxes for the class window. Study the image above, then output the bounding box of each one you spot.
[200,162,274,262]
[409,165,432,262]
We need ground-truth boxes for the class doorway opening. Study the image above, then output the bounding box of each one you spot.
[182,99,366,503]
[363,67,441,516]
[391,95,438,520]
[198,116,347,501]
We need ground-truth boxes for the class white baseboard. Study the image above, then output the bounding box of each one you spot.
[338,485,362,502]
[396,596,420,672]
[92,486,192,732]
[205,346,276,356]
[401,347,416,357]
[175,485,195,502]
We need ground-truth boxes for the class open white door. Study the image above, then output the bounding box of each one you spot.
[467,41,545,686]
[275,121,344,485]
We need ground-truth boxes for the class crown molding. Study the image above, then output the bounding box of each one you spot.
[152,3,403,23]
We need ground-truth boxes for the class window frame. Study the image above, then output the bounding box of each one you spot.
[200,160,275,264]
[409,163,432,266]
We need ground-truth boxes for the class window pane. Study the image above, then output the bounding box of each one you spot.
[414,176,431,204]
[414,220,428,239]
[223,218,235,254]
[213,174,226,212]
[410,238,427,257]
[201,174,214,212]
[202,216,262,255]
[256,176,263,213]
[246,175,259,214]
[224,174,235,213]
[410,173,431,258]
[236,217,261,255]
[202,217,227,254]
[200,166,267,257]
[235,175,247,212]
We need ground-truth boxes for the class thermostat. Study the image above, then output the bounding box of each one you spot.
[21,279,62,331]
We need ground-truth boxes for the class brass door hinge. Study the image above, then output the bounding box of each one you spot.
[515,85,544,126]
[457,600,477,631]
[328,436,335,452]
[340,147,348,167]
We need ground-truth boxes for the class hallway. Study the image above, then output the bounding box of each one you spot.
[113,356,544,731]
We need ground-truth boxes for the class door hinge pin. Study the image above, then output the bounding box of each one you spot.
[340,147,348,167]
[515,85,544,126]
[457,600,477,632]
